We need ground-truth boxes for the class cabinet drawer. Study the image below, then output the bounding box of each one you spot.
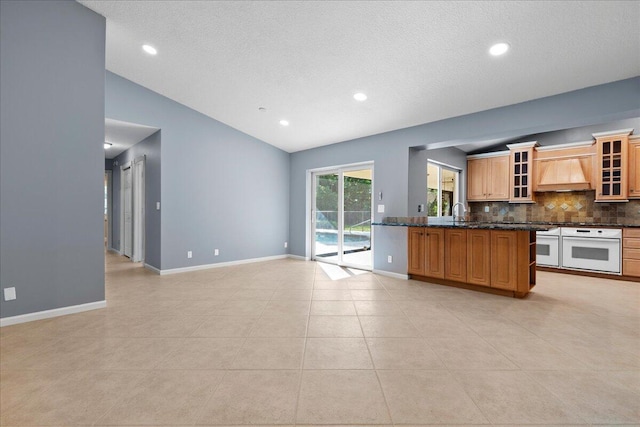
[623,229,640,239]
[623,248,640,260]
[623,259,640,277]
[623,237,640,250]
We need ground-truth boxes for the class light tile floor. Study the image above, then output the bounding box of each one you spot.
[1,252,639,426]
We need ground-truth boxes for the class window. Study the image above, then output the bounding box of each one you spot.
[427,161,460,218]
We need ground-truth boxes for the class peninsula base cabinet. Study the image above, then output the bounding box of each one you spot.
[408,227,536,298]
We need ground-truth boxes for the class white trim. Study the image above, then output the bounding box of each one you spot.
[427,158,462,172]
[506,141,538,150]
[372,269,409,280]
[288,254,310,261]
[591,128,633,138]
[144,263,161,274]
[466,150,509,160]
[535,140,595,151]
[0,300,107,327]
[159,255,288,275]
[107,247,121,255]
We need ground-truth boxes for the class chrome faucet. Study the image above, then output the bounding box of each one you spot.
[452,202,467,222]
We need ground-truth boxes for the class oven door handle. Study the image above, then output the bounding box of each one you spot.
[562,236,620,244]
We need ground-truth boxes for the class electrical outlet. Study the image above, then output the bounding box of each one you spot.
[387,255,393,263]
[377,204,385,213]
[156,202,160,210]
[3,287,16,301]
[484,205,490,213]
[214,249,219,256]
[187,251,192,259]
[284,242,288,248]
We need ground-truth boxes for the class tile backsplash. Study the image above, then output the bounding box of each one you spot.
[469,191,640,225]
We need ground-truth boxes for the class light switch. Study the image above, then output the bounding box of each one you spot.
[377,204,385,213]
[156,202,161,210]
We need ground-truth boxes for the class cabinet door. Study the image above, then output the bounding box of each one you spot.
[487,155,510,200]
[425,228,445,278]
[445,228,467,282]
[596,135,628,201]
[467,158,487,201]
[629,142,640,198]
[467,230,491,286]
[490,231,518,291]
[407,227,425,275]
[510,148,534,202]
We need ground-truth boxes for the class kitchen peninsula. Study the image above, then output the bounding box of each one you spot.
[375,219,554,298]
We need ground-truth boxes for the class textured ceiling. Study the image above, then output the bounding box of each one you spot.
[104,118,159,159]
[80,1,640,153]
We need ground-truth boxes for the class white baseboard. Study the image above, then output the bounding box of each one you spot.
[159,254,289,275]
[107,247,121,255]
[287,254,310,261]
[0,300,107,327]
[372,269,409,280]
[144,263,161,274]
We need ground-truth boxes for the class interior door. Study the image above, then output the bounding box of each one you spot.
[122,165,133,258]
[311,165,373,270]
[132,157,145,262]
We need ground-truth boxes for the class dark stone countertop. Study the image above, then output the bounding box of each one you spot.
[372,221,556,231]
[373,220,640,230]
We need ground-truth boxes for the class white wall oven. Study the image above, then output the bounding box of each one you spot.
[536,228,560,267]
[560,227,622,274]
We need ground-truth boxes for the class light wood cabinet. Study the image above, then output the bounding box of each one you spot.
[407,227,444,278]
[467,154,509,201]
[490,231,518,290]
[407,227,426,275]
[408,227,537,297]
[445,228,467,282]
[507,142,537,203]
[628,137,640,198]
[623,228,640,277]
[467,229,491,286]
[594,129,631,201]
[425,228,445,279]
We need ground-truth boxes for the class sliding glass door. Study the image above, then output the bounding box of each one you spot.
[312,165,373,270]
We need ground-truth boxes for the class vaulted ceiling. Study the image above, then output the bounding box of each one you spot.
[80,1,640,153]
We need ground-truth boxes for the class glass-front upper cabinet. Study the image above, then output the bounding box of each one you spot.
[594,129,632,202]
[507,142,538,203]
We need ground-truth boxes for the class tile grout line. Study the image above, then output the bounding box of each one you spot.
[292,260,317,425]
[356,280,395,425]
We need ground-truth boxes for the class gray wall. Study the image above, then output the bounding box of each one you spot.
[105,72,290,270]
[110,131,162,270]
[0,1,106,318]
[289,77,640,275]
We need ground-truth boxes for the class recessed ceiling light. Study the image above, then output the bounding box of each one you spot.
[353,92,368,101]
[104,142,112,149]
[142,44,157,55]
[489,42,510,56]
[279,120,289,126]
[258,107,267,112]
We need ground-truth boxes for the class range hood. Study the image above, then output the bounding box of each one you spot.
[534,141,595,192]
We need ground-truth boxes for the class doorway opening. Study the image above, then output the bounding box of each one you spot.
[311,163,373,271]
